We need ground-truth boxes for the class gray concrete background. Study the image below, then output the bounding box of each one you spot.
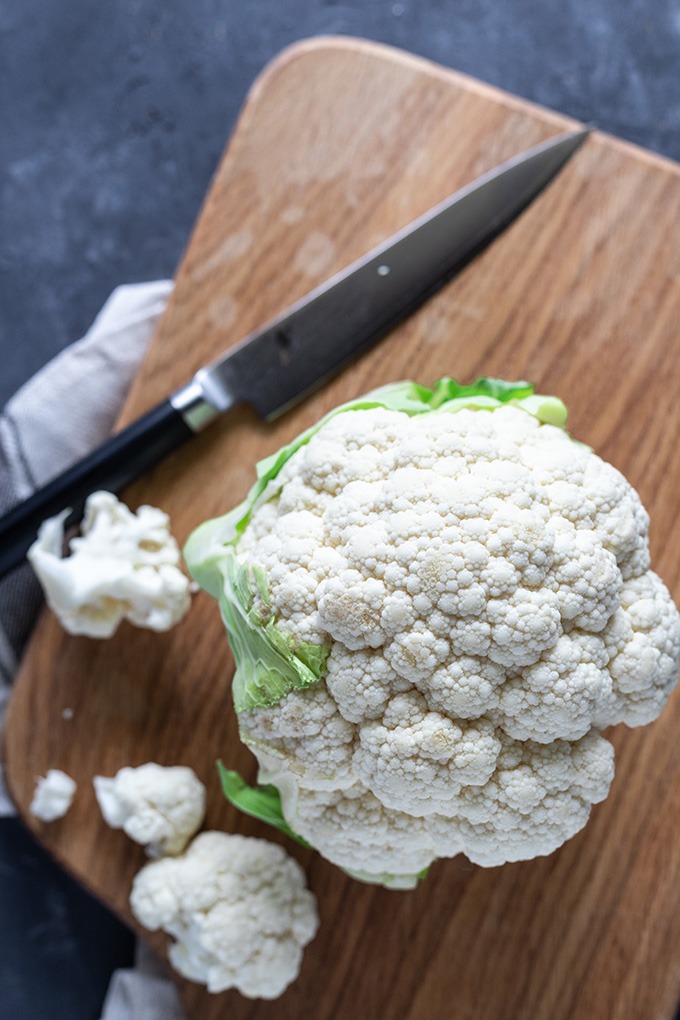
[1,3,679,1017]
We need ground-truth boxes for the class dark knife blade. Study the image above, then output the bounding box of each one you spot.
[189,126,589,423]
[0,126,589,578]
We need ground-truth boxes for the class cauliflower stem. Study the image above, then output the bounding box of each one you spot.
[217,762,311,848]
[220,556,329,712]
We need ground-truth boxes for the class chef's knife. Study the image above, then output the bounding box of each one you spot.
[0,126,589,578]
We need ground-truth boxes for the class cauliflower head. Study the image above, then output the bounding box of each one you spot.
[185,378,680,887]
[28,491,191,637]
[129,831,318,999]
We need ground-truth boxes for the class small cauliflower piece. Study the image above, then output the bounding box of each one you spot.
[28,491,191,637]
[129,831,318,999]
[30,769,76,821]
[93,763,206,856]
[185,377,680,885]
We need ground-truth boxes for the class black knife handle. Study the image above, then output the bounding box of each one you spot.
[0,400,194,579]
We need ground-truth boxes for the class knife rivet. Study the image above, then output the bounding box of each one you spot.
[377,264,391,276]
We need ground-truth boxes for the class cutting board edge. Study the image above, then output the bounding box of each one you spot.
[250,35,680,178]
[251,35,575,127]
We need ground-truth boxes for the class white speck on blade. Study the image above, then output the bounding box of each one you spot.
[293,232,336,277]
[62,708,74,721]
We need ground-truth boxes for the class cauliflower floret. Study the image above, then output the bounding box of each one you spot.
[93,763,206,856]
[316,571,388,649]
[544,520,622,631]
[30,769,76,821]
[537,456,651,578]
[384,622,451,681]
[129,831,318,999]
[186,383,680,884]
[430,730,615,866]
[600,571,680,725]
[325,645,411,723]
[240,687,355,791]
[27,491,191,637]
[283,781,440,885]
[415,654,505,718]
[494,633,614,743]
[353,691,501,815]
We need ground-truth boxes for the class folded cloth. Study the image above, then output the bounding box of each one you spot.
[99,943,187,1020]
[0,280,187,1019]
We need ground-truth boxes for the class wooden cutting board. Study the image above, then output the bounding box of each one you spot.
[5,35,680,1020]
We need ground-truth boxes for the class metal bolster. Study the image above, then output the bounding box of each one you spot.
[169,379,221,433]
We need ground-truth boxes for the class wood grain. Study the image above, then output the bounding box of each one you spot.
[5,35,680,1020]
